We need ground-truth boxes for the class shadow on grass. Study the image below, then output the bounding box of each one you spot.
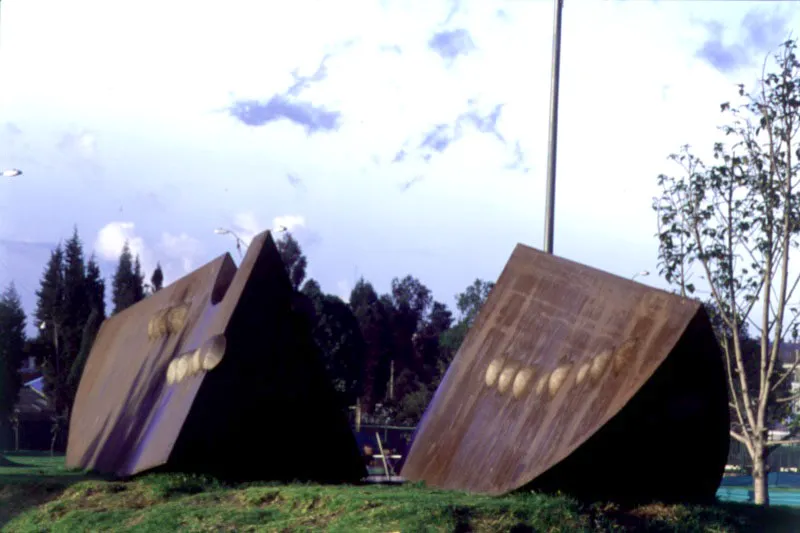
[0,452,107,528]
[1,450,62,458]
[0,456,30,468]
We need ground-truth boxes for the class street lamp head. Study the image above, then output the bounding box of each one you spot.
[213,228,228,235]
[39,321,46,331]
[2,168,22,178]
[640,270,650,277]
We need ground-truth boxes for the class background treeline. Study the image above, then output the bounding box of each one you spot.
[0,227,493,449]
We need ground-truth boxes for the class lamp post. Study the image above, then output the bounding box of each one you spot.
[213,228,247,259]
[543,0,564,255]
[631,270,650,282]
[1,169,22,178]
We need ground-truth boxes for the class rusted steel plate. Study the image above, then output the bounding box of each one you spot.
[401,244,728,503]
[66,231,365,482]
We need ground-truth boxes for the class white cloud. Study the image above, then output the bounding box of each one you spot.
[159,232,204,274]
[232,211,263,245]
[94,221,146,262]
[230,212,307,245]
[59,129,97,159]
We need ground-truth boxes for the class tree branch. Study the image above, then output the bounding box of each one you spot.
[772,350,800,392]
[776,389,800,404]
[731,430,750,445]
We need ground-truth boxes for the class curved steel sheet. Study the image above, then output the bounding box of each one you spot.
[401,244,728,502]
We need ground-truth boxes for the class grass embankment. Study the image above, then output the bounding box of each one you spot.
[2,453,800,532]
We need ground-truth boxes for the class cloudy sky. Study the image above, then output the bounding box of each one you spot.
[0,0,797,329]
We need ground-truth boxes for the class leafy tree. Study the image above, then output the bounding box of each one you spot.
[439,279,495,380]
[653,39,800,505]
[394,300,454,425]
[0,283,26,450]
[276,232,307,290]
[301,279,323,308]
[112,242,144,314]
[305,291,367,405]
[349,278,394,410]
[151,262,164,292]
[413,301,453,384]
[455,279,495,327]
[384,276,433,400]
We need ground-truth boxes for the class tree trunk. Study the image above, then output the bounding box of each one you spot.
[752,444,770,505]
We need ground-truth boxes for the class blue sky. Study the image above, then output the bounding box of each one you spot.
[0,0,797,329]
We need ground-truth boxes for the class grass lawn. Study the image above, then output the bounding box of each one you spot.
[3,453,800,532]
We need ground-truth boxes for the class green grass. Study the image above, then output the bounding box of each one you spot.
[2,453,800,532]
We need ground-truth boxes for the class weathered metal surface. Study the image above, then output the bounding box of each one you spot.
[66,231,365,482]
[401,244,729,503]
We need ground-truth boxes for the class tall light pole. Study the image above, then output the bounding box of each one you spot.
[213,228,246,258]
[543,0,564,255]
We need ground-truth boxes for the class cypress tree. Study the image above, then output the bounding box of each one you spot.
[0,283,27,449]
[61,228,89,370]
[151,263,164,292]
[133,255,145,302]
[33,246,66,413]
[112,242,138,314]
[85,254,106,322]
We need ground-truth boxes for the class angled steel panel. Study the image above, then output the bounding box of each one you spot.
[66,231,365,482]
[401,244,728,503]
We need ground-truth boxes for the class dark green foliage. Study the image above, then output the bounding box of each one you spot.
[303,287,367,405]
[150,263,164,292]
[85,254,106,322]
[0,284,27,446]
[349,279,394,411]
[111,242,144,314]
[60,228,90,392]
[33,245,68,416]
[31,229,113,425]
[133,256,145,302]
[275,232,307,291]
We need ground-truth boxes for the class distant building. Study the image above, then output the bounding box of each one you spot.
[8,355,54,451]
[18,355,39,383]
[12,376,55,450]
[778,343,800,418]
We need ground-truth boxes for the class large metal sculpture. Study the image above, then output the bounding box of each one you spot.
[66,231,365,483]
[401,244,729,504]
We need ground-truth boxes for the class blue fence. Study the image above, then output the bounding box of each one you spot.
[718,473,800,507]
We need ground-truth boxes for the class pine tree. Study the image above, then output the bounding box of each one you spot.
[112,242,139,314]
[151,263,164,292]
[61,228,89,370]
[85,254,106,322]
[33,244,74,419]
[133,255,145,302]
[34,245,66,405]
[34,245,65,339]
[0,283,27,449]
